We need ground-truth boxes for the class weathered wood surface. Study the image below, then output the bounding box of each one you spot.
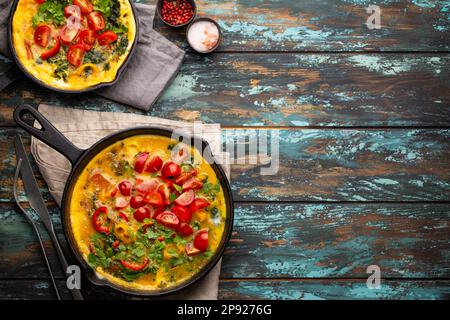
[1,54,449,127]
[2,128,449,202]
[1,203,449,279]
[0,0,449,300]
[143,0,450,52]
[0,279,448,300]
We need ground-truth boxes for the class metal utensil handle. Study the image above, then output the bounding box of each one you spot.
[13,104,84,165]
[13,159,61,300]
[47,227,84,300]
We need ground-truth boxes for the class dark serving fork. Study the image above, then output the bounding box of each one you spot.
[14,134,84,300]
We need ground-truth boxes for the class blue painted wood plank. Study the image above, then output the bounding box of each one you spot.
[1,54,448,127]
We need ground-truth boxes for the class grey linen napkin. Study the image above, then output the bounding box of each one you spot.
[0,1,184,111]
[30,104,228,300]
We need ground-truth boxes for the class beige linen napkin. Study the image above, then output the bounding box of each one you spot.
[30,104,228,300]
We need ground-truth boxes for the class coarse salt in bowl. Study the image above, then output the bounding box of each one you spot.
[186,18,222,53]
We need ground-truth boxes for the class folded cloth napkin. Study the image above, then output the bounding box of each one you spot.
[0,1,184,111]
[30,104,228,300]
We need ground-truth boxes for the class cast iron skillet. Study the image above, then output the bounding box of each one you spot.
[8,0,139,93]
[13,104,234,297]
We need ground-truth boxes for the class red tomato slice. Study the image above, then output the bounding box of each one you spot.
[161,162,181,178]
[118,180,132,196]
[76,29,96,51]
[59,25,80,46]
[156,211,180,229]
[133,207,151,222]
[143,191,163,206]
[153,205,166,218]
[182,177,203,191]
[193,229,209,252]
[67,43,85,67]
[73,0,93,15]
[118,212,129,222]
[175,169,197,185]
[144,154,163,173]
[130,195,145,209]
[188,198,210,212]
[174,189,195,206]
[34,0,46,3]
[64,5,82,19]
[92,206,110,234]
[34,25,51,47]
[120,258,149,271]
[185,242,201,256]
[177,222,194,237]
[114,196,129,210]
[97,30,118,46]
[157,183,171,205]
[134,152,148,173]
[87,11,105,31]
[136,179,160,194]
[171,205,192,223]
[40,37,61,60]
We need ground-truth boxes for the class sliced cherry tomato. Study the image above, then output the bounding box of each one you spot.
[171,205,192,223]
[34,0,46,3]
[34,25,51,47]
[114,196,129,210]
[76,29,96,51]
[174,189,195,206]
[143,191,163,206]
[171,146,190,164]
[185,242,201,256]
[64,5,82,19]
[130,195,145,209]
[134,152,148,173]
[97,30,118,46]
[156,211,180,229]
[182,177,203,191]
[118,180,132,196]
[154,205,166,218]
[133,207,151,222]
[87,11,105,31]
[66,43,85,67]
[193,229,209,252]
[175,169,197,185]
[145,154,163,173]
[118,211,129,222]
[188,198,210,212]
[161,162,181,178]
[120,257,149,271]
[92,206,110,234]
[177,222,194,237]
[157,183,171,205]
[59,25,80,46]
[73,0,93,15]
[40,37,61,60]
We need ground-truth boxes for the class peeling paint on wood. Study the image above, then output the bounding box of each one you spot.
[1,54,448,127]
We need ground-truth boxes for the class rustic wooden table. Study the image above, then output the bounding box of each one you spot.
[0,0,449,299]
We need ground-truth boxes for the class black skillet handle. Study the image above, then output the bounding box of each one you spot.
[13,104,84,165]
